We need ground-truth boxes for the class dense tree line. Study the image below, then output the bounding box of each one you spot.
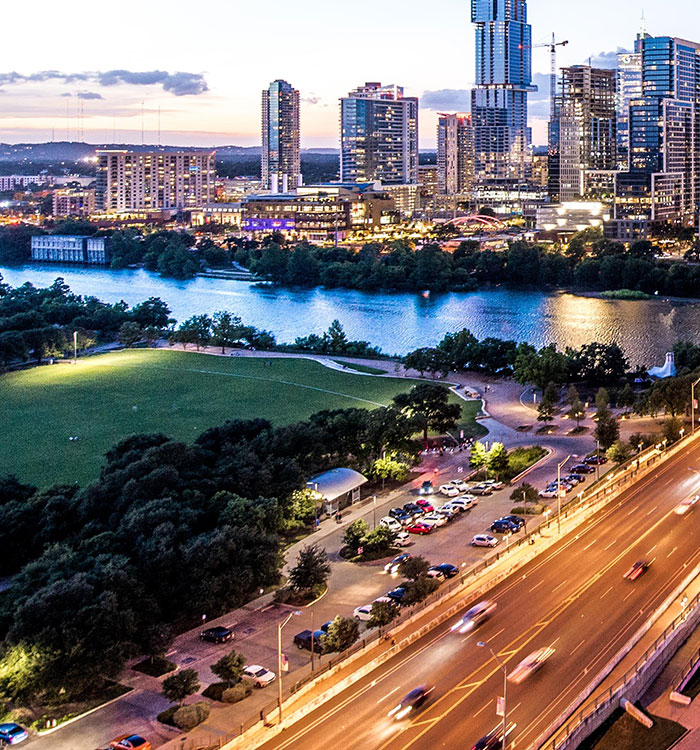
[0,383,460,703]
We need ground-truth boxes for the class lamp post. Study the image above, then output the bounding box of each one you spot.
[692,377,700,434]
[277,610,301,724]
[557,454,571,534]
[373,495,377,529]
[73,330,77,364]
[477,641,508,750]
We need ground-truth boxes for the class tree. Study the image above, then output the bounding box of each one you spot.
[211,311,245,353]
[162,668,200,706]
[321,616,360,653]
[131,297,171,328]
[367,600,400,630]
[393,383,461,447]
[566,384,580,407]
[361,526,396,555]
[288,489,318,524]
[595,388,610,410]
[543,382,559,405]
[595,409,619,450]
[513,343,569,390]
[537,397,555,425]
[343,519,369,553]
[470,441,488,476]
[372,455,409,489]
[211,649,246,687]
[510,483,539,513]
[177,314,212,351]
[288,544,331,592]
[607,440,633,464]
[567,397,586,428]
[143,624,173,665]
[486,442,509,479]
[401,575,441,606]
[618,383,636,414]
[119,321,142,348]
[399,556,430,581]
[662,416,684,444]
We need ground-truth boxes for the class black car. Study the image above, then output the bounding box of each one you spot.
[403,502,425,517]
[384,552,412,574]
[387,684,435,720]
[200,626,234,643]
[584,455,608,466]
[472,728,505,750]
[571,463,595,474]
[389,507,411,524]
[386,587,406,603]
[430,563,459,578]
[501,514,526,529]
[490,518,519,534]
[320,620,334,633]
[293,629,326,652]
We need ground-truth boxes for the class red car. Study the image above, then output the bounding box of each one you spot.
[416,499,434,512]
[406,522,433,535]
[624,560,652,581]
[110,736,151,750]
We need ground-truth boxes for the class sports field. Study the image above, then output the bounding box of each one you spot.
[0,349,483,488]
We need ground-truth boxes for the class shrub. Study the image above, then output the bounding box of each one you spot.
[173,702,210,731]
[201,682,227,701]
[157,706,178,726]
[222,681,254,704]
[132,656,176,677]
[506,446,546,479]
[510,504,545,516]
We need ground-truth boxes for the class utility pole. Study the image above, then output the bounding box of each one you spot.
[557,454,571,534]
[478,641,508,750]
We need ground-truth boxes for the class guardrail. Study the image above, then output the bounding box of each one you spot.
[169,434,699,750]
[676,645,700,695]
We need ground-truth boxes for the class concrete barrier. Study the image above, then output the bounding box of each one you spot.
[621,698,653,728]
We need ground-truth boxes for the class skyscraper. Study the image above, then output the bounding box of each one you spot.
[616,52,642,169]
[261,80,301,193]
[437,113,474,195]
[470,0,535,183]
[610,35,700,238]
[340,82,419,186]
[548,66,617,202]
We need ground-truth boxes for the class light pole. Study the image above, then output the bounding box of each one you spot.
[557,454,571,534]
[692,377,700,434]
[373,495,377,529]
[73,330,78,364]
[277,610,301,724]
[477,641,508,750]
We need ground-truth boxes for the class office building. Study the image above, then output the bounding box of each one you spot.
[418,165,439,210]
[616,51,642,169]
[31,235,108,264]
[0,175,50,191]
[548,66,617,202]
[95,150,216,213]
[340,82,419,185]
[471,0,535,183]
[53,188,95,217]
[609,35,700,239]
[437,113,474,195]
[261,80,301,193]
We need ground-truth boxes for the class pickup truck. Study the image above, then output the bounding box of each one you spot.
[293,629,326,652]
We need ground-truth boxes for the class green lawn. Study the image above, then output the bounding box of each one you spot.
[0,349,481,488]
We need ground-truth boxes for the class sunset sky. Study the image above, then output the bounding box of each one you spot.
[0,0,686,148]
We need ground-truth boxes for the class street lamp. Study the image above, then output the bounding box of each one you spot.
[373,495,377,529]
[692,377,700,434]
[557,454,571,534]
[477,641,508,750]
[277,610,301,724]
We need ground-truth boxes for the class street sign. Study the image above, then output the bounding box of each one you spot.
[281,654,289,672]
[358,546,364,555]
[457,467,463,473]
[496,696,505,717]
[460,429,464,439]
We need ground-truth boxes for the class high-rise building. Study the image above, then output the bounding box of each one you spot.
[340,82,419,185]
[616,52,642,169]
[548,66,617,202]
[470,0,535,183]
[609,35,700,238]
[261,80,301,193]
[437,113,474,195]
[95,150,216,213]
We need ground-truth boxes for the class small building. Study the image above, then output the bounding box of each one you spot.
[53,188,96,218]
[307,468,368,515]
[31,235,108,264]
[190,202,243,228]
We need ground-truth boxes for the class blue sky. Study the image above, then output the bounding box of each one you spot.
[0,0,686,147]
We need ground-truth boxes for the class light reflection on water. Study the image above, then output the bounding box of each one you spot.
[2,264,699,366]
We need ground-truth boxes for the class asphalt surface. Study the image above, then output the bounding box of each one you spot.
[257,442,700,750]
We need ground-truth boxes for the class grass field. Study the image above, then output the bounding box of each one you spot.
[0,349,483,488]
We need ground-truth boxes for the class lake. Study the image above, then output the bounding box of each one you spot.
[2,264,699,366]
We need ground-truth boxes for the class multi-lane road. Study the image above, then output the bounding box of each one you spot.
[258,441,700,750]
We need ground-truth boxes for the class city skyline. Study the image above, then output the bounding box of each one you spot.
[0,0,690,148]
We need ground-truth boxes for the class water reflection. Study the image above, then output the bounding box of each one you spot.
[1,264,699,366]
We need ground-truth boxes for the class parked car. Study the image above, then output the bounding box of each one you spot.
[584,455,608,466]
[389,507,411,524]
[384,553,412,574]
[571,463,595,474]
[426,568,445,582]
[430,563,459,578]
[450,496,474,512]
[472,534,499,547]
[422,512,447,527]
[387,685,435,720]
[200,626,234,644]
[394,531,411,547]
[0,724,28,746]
[508,646,556,684]
[353,604,374,621]
[624,560,652,581]
[439,484,460,497]
[293,629,326,652]
[406,522,433,535]
[243,665,276,687]
[501,514,526,529]
[563,474,582,485]
[451,600,497,633]
[403,502,425,517]
[416,498,435,511]
[386,587,406,603]
[419,481,434,495]
[379,516,402,533]
[482,479,505,490]
[490,519,519,534]
[109,736,150,750]
[539,487,557,499]
[436,504,458,519]
[469,484,493,496]
[449,479,470,492]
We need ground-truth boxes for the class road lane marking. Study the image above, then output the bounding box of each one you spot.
[474,700,491,717]
[604,539,617,551]
[623,590,635,601]
[552,579,568,592]
[377,686,400,703]
[627,506,639,516]
[528,580,545,593]
[600,586,613,599]
[583,538,597,551]
[646,506,658,516]
[570,639,586,656]
[645,545,657,556]
[668,546,678,558]
[485,628,505,643]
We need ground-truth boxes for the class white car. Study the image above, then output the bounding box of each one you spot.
[482,479,505,490]
[380,516,402,533]
[417,515,440,529]
[436,504,458,518]
[244,665,276,687]
[394,531,411,547]
[539,488,557,499]
[508,646,556,684]
[439,484,460,497]
[675,494,699,515]
[450,496,475,511]
[451,600,497,633]
[471,534,499,548]
[449,479,470,492]
[353,604,374,621]
[422,512,447,527]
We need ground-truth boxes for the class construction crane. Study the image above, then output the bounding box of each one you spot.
[521,33,569,118]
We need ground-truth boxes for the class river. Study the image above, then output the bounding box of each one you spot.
[2,264,699,366]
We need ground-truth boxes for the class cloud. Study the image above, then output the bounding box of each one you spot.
[420,88,472,111]
[302,95,321,105]
[0,69,208,96]
[77,91,104,100]
[590,47,629,68]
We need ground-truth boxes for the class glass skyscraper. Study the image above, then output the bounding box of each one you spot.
[470,0,535,183]
[261,80,301,193]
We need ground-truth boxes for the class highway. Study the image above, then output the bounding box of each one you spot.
[258,441,700,750]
